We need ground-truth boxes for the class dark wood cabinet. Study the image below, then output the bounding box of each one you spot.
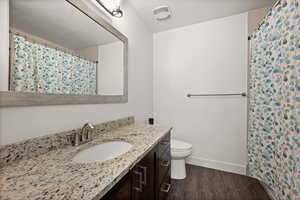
[132,148,156,200]
[156,133,171,200]
[159,169,171,200]
[101,173,131,200]
[101,131,171,200]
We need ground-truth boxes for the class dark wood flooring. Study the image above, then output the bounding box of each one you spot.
[167,165,270,200]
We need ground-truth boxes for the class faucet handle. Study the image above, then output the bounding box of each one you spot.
[67,130,77,146]
[83,123,94,130]
[81,123,95,142]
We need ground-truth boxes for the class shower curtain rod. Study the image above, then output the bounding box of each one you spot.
[9,28,98,63]
[187,93,247,98]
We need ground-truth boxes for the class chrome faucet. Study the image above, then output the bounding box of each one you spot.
[74,123,95,146]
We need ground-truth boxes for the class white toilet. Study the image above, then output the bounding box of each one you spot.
[170,139,192,179]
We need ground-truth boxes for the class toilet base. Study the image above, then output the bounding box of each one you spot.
[171,159,186,179]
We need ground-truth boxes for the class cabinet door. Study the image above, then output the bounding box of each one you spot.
[158,149,171,185]
[132,148,156,200]
[159,169,171,200]
[101,173,131,200]
[156,132,171,200]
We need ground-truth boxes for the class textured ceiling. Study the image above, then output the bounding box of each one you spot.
[128,0,276,32]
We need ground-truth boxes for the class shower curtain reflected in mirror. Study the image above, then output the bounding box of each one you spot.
[10,34,97,95]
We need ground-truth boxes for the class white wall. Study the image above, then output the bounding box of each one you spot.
[98,41,124,95]
[154,13,248,175]
[0,0,9,91]
[0,1,154,145]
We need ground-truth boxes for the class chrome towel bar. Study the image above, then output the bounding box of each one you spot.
[187,92,247,98]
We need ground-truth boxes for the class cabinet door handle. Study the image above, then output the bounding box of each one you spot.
[160,160,170,167]
[133,171,143,192]
[161,183,171,193]
[137,165,147,185]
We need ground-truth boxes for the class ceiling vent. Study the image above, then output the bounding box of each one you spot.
[152,6,171,21]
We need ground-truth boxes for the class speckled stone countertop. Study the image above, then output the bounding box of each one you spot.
[0,124,172,200]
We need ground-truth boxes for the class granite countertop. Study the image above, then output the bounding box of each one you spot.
[0,124,172,200]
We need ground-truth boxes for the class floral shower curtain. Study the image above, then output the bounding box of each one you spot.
[10,34,97,95]
[248,0,300,200]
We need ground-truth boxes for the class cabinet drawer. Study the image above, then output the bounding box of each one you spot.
[159,169,171,200]
[158,132,170,156]
[158,148,171,185]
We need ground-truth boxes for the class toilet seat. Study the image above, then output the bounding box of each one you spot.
[172,148,192,153]
[171,139,192,151]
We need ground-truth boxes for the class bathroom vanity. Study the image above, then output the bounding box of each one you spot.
[0,117,172,200]
[102,132,171,200]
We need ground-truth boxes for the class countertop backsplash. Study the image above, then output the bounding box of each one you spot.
[0,116,134,168]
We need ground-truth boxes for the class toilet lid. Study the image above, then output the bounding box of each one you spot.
[171,139,192,150]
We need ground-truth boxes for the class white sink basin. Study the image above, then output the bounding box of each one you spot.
[72,141,133,163]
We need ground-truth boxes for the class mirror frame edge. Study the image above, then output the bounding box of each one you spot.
[0,0,128,108]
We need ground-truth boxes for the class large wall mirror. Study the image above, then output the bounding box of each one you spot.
[0,0,128,107]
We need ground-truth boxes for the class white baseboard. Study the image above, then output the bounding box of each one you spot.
[186,156,246,175]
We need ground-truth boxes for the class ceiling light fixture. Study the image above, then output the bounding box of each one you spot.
[96,0,123,18]
[153,6,171,21]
